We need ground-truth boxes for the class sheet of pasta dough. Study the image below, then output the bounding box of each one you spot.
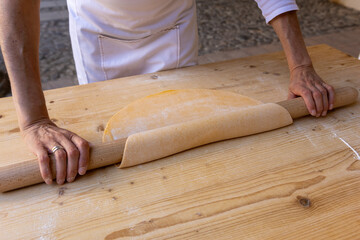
[103,89,293,168]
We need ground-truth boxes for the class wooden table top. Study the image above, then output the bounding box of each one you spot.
[1,45,360,239]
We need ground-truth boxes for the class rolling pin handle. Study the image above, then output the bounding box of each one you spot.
[276,86,358,119]
[0,138,126,192]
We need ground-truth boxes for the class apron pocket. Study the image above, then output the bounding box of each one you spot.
[98,26,180,80]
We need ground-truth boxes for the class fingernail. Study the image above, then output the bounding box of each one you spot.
[45,178,52,185]
[79,167,87,175]
[322,111,327,117]
[67,177,75,183]
[311,110,316,116]
[330,104,334,110]
[57,179,65,185]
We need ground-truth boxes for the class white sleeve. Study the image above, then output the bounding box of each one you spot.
[254,0,299,24]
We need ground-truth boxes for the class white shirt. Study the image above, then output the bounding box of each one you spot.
[67,0,298,84]
[255,0,299,23]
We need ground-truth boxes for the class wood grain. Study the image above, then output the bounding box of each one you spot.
[1,45,360,239]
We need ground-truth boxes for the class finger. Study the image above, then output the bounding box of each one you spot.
[323,83,335,110]
[315,83,328,116]
[70,134,90,176]
[307,84,323,117]
[37,149,53,184]
[52,144,67,185]
[59,139,79,183]
[296,87,317,116]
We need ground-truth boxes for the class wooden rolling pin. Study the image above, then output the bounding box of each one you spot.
[0,86,358,192]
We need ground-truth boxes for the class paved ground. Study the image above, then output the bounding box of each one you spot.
[198,0,360,53]
[0,0,359,94]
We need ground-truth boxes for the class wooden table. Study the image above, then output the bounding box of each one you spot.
[1,45,360,239]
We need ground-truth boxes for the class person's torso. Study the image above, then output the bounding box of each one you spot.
[71,0,195,39]
[67,0,198,83]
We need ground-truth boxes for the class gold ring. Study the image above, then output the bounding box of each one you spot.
[51,145,64,153]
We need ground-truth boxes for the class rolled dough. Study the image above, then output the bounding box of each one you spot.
[103,89,293,168]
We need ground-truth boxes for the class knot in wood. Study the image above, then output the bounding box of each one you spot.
[297,196,311,207]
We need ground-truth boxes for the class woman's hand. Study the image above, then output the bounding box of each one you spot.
[22,119,90,185]
[269,11,335,116]
[1,1,89,185]
[288,64,335,117]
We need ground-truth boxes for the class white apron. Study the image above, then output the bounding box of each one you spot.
[67,0,198,84]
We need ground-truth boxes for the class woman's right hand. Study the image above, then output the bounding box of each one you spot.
[22,119,90,185]
[1,1,90,185]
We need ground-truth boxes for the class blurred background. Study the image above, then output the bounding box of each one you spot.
[0,0,359,97]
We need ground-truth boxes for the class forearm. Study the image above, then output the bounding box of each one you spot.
[0,0,49,131]
[270,11,312,71]
[269,10,334,116]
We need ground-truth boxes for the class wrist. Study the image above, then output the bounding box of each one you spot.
[20,116,53,133]
[10,77,50,131]
[290,62,314,73]
[287,50,313,72]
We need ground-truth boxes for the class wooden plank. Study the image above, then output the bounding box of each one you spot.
[304,28,360,59]
[1,45,360,239]
[331,0,360,11]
